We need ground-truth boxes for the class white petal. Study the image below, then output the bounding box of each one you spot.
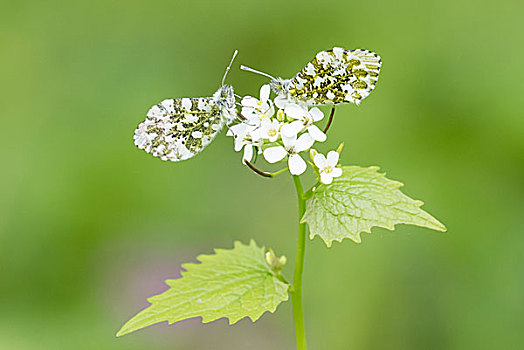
[241,96,259,107]
[234,139,245,152]
[307,125,327,142]
[271,119,281,129]
[320,172,333,184]
[281,121,303,138]
[228,122,245,136]
[288,154,307,175]
[258,102,273,117]
[281,133,297,150]
[245,115,261,128]
[251,127,262,139]
[233,122,248,133]
[285,104,306,119]
[327,150,339,166]
[260,84,271,102]
[265,103,275,118]
[263,146,287,163]
[228,123,245,138]
[313,154,327,169]
[241,106,257,117]
[274,94,289,109]
[332,167,343,178]
[243,144,254,162]
[295,133,314,152]
[260,118,271,128]
[309,107,324,121]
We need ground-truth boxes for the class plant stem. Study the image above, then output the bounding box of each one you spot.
[323,106,336,134]
[244,160,273,178]
[291,175,308,350]
[270,167,289,177]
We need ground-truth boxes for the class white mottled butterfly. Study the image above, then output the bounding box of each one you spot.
[241,47,382,106]
[134,51,239,162]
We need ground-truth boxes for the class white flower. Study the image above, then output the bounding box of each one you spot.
[280,103,326,142]
[259,118,282,142]
[227,118,262,163]
[241,84,274,120]
[263,133,314,175]
[314,150,343,184]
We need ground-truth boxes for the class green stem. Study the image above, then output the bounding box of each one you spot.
[270,167,288,177]
[291,175,308,350]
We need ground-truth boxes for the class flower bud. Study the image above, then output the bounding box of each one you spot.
[310,149,319,163]
[276,109,285,122]
[278,255,287,266]
[265,249,286,271]
[336,142,344,154]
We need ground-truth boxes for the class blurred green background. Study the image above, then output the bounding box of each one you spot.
[1,0,523,349]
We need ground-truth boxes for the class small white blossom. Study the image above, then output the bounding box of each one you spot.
[314,150,343,184]
[280,103,326,142]
[227,117,262,163]
[263,133,314,175]
[259,118,282,142]
[241,84,274,120]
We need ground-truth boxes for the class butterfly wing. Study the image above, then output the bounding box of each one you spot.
[134,97,224,162]
[288,47,382,105]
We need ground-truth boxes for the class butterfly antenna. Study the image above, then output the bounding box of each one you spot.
[222,50,238,86]
[240,65,276,80]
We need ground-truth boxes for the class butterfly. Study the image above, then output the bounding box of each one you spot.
[241,47,381,106]
[134,51,239,162]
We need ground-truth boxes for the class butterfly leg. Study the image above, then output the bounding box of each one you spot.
[323,106,336,134]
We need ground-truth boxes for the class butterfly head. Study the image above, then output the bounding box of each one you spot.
[269,77,291,95]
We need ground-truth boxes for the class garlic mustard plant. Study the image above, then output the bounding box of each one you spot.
[119,48,446,350]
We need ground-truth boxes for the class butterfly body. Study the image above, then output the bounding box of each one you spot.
[133,84,237,162]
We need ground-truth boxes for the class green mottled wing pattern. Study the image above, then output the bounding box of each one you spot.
[288,47,382,105]
[134,97,224,162]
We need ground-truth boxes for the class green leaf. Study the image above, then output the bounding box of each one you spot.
[302,166,446,247]
[116,240,289,337]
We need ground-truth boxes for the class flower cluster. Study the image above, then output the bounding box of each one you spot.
[227,85,342,184]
